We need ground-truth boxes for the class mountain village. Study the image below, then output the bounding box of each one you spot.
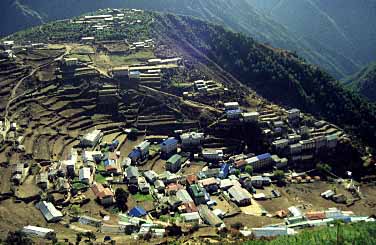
[0,8,375,244]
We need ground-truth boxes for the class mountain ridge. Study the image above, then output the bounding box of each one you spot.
[1,0,375,79]
[6,9,376,150]
[248,0,376,78]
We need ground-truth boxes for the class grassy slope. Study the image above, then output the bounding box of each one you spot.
[243,222,376,245]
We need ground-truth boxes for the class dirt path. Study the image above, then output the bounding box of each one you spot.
[4,48,69,122]
[139,85,222,114]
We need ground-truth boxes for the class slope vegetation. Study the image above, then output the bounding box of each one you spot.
[344,62,376,102]
[244,221,376,245]
[153,14,376,148]
[1,0,371,78]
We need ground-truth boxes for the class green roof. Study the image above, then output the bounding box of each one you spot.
[190,184,204,198]
[326,134,338,140]
[167,154,182,165]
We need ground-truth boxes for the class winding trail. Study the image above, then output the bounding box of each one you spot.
[4,48,69,122]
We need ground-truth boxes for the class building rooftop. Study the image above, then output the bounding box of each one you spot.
[79,167,91,180]
[128,206,147,217]
[126,166,139,178]
[176,189,194,203]
[37,201,63,222]
[190,184,205,198]
[257,153,272,161]
[167,154,182,164]
[198,177,218,187]
[23,225,54,235]
[161,137,178,146]
[228,185,252,203]
[83,129,102,143]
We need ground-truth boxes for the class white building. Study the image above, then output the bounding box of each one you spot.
[202,149,224,161]
[252,227,295,238]
[288,206,303,217]
[81,129,103,147]
[227,185,252,206]
[181,212,201,223]
[326,134,338,148]
[224,102,240,111]
[36,201,63,222]
[23,225,54,237]
[314,136,327,149]
[245,153,272,170]
[290,143,302,155]
[79,167,92,184]
[84,14,113,20]
[287,108,300,121]
[136,141,150,159]
[288,134,301,144]
[138,176,150,194]
[112,66,129,77]
[61,149,78,176]
[181,132,204,148]
[300,139,316,151]
[272,139,289,150]
[62,57,78,67]
[83,151,103,163]
[242,112,259,122]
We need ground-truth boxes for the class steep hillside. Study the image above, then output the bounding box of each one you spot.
[0,0,43,36]
[0,0,371,78]
[6,11,376,149]
[344,62,376,102]
[152,14,376,148]
[248,0,376,77]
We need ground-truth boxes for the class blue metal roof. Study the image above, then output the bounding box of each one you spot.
[103,159,110,166]
[257,153,272,160]
[226,109,242,114]
[161,137,178,146]
[104,159,115,167]
[128,149,141,159]
[219,163,230,179]
[128,206,147,217]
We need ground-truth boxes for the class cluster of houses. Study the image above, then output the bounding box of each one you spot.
[58,57,99,78]
[73,8,146,39]
[0,119,25,152]
[110,54,182,83]
[262,107,342,164]
[0,40,47,59]
[215,101,343,168]
[183,79,229,100]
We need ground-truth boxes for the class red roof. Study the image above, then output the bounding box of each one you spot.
[306,211,326,220]
[186,175,198,185]
[198,177,218,186]
[234,160,247,168]
[92,183,113,200]
[166,183,183,193]
[180,202,198,213]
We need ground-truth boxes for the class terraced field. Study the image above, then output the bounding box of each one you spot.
[0,47,205,173]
